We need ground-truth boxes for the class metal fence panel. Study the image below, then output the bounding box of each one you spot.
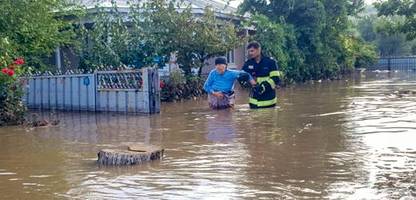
[50,78,57,109]
[371,56,416,71]
[27,78,35,109]
[34,78,42,108]
[56,76,65,110]
[64,77,72,110]
[42,78,50,109]
[23,68,160,114]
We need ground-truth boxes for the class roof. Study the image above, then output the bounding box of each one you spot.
[74,0,237,14]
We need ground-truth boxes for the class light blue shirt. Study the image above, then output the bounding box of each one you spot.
[203,69,252,94]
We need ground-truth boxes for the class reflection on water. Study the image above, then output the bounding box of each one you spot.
[0,71,415,199]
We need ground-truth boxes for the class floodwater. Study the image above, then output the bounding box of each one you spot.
[1,72,416,199]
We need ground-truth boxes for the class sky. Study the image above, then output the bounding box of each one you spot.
[229,0,381,8]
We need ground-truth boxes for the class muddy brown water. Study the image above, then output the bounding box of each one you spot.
[1,72,416,199]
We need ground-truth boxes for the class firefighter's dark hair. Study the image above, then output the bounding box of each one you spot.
[247,41,261,49]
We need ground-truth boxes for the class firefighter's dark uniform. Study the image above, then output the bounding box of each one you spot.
[242,56,282,109]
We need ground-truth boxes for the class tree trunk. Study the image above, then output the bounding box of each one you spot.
[97,144,164,166]
[197,58,205,77]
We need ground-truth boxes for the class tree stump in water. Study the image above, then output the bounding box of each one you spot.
[97,144,164,166]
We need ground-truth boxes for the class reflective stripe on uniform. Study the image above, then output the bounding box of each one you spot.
[256,76,276,88]
[249,97,277,107]
[270,70,282,77]
[256,76,269,83]
[266,78,276,88]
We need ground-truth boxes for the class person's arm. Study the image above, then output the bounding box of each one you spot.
[248,73,256,86]
[242,63,256,86]
[203,71,215,94]
[204,71,224,98]
[242,62,257,87]
[235,69,256,88]
[236,70,253,81]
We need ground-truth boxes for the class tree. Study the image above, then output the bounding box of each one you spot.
[357,16,378,42]
[79,3,135,70]
[375,0,416,40]
[80,0,241,76]
[356,15,416,56]
[0,0,82,70]
[180,7,241,76]
[138,0,240,75]
[240,0,376,81]
[247,14,305,82]
[0,1,82,125]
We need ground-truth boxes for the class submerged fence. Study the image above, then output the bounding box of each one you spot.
[369,56,416,71]
[21,68,160,114]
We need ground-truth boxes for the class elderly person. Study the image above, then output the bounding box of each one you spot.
[204,57,254,109]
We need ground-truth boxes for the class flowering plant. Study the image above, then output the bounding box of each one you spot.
[0,54,26,126]
[1,55,24,81]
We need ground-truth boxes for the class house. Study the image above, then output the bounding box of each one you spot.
[56,0,251,75]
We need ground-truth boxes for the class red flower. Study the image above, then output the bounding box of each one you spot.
[7,69,14,76]
[1,68,9,75]
[13,58,25,65]
[160,80,165,89]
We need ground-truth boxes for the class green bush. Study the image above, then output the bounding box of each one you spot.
[0,49,26,126]
[79,0,240,75]
[241,1,378,82]
[0,0,82,70]
[161,71,205,102]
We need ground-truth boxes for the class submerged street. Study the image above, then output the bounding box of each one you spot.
[0,72,415,199]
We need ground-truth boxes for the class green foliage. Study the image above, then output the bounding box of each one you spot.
[0,81,26,126]
[240,0,376,82]
[0,0,83,70]
[357,15,416,56]
[355,42,378,68]
[340,35,377,68]
[247,14,305,83]
[179,7,241,76]
[0,47,26,126]
[375,0,416,40]
[0,1,81,125]
[79,3,132,69]
[80,0,241,75]
[160,72,205,102]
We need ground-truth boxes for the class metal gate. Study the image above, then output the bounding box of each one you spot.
[22,68,160,114]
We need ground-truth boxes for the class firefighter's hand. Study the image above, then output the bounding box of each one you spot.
[250,79,256,86]
[212,92,224,98]
[253,84,266,95]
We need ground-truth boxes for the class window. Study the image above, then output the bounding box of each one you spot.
[226,49,235,64]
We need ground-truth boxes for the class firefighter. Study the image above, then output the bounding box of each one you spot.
[242,41,282,109]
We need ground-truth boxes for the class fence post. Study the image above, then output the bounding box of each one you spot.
[150,68,160,113]
[143,67,160,114]
[387,57,391,71]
